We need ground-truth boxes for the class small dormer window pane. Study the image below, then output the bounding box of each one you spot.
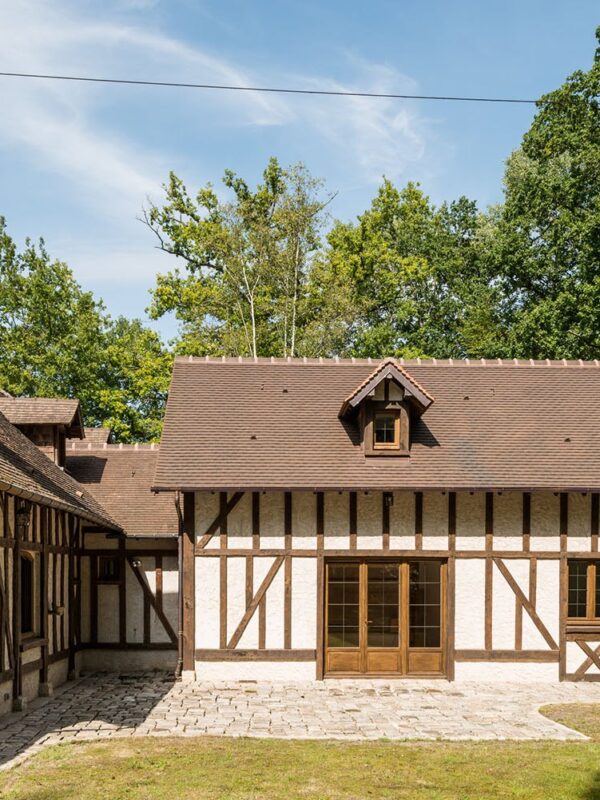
[374,412,399,448]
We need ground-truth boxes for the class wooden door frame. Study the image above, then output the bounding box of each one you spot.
[323,556,449,679]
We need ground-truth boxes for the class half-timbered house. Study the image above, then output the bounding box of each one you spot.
[153,356,600,683]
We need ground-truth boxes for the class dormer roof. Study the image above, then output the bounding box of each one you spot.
[339,358,434,418]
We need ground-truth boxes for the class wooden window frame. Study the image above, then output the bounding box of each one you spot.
[567,560,600,624]
[373,411,400,450]
[97,555,122,584]
[363,401,410,457]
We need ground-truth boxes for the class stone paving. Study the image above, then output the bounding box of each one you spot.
[0,672,598,771]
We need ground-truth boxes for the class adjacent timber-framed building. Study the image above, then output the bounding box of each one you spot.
[153,356,600,683]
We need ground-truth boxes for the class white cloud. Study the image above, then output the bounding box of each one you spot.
[0,0,434,289]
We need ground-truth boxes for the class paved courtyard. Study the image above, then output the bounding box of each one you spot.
[0,672,598,770]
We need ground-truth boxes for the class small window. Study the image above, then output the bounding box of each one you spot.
[374,412,400,449]
[20,553,34,635]
[568,561,600,620]
[98,556,121,583]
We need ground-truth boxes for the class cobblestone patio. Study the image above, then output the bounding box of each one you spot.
[0,672,598,770]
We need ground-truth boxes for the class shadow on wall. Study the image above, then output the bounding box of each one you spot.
[0,672,175,769]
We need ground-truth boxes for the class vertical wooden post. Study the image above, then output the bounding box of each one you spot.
[484,492,494,651]
[182,492,196,674]
[67,515,77,679]
[39,507,50,693]
[284,492,292,649]
[349,492,357,550]
[448,492,456,552]
[415,492,423,550]
[119,537,127,645]
[12,502,27,710]
[219,492,227,650]
[560,493,568,553]
[382,493,391,550]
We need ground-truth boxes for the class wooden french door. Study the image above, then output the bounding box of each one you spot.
[325,560,447,677]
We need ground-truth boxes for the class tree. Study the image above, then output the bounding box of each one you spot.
[491,26,600,358]
[309,181,493,358]
[0,218,171,441]
[145,158,332,358]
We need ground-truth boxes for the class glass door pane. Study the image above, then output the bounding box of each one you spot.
[409,561,441,647]
[367,563,399,647]
[327,563,360,648]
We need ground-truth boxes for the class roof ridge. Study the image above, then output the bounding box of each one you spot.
[174,355,600,368]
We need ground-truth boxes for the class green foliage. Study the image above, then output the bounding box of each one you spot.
[146,158,331,358]
[0,218,171,441]
[491,26,600,358]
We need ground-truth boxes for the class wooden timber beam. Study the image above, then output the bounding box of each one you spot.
[126,557,177,644]
[227,556,284,649]
[196,492,244,550]
[493,557,558,650]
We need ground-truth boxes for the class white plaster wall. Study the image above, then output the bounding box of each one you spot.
[455,662,558,681]
[493,492,522,550]
[492,559,521,649]
[291,559,317,649]
[456,492,485,551]
[568,493,592,551]
[390,492,414,549]
[195,661,316,680]
[531,493,560,551]
[455,560,486,649]
[324,492,349,550]
[357,492,381,549]
[196,492,220,550]
[527,560,560,648]
[227,557,248,647]
[422,492,448,550]
[292,492,317,550]
[228,492,253,549]
[260,492,285,549]
[97,585,119,642]
[196,557,220,647]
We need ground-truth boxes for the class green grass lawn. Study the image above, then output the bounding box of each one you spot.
[0,706,599,800]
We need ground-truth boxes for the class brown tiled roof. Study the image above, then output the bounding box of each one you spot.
[67,444,178,537]
[82,427,112,445]
[0,397,84,438]
[339,357,434,417]
[153,356,600,492]
[0,411,120,528]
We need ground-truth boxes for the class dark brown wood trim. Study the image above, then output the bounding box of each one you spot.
[316,554,324,680]
[196,649,316,662]
[194,547,600,559]
[80,642,177,651]
[284,493,292,649]
[415,492,423,550]
[574,640,600,676]
[245,556,253,610]
[382,493,391,550]
[448,492,456,552]
[455,649,559,663]
[227,556,284,649]
[252,492,260,551]
[592,493,599,553]
[316,492,324,552]
[560,492,568,553]
[182,492,195,671]
[349,492,357,551]
[40,506,49,684]
[522,492,531,552]
[197,491,244,550]
[485,492,493,650]
[494,557,559,650]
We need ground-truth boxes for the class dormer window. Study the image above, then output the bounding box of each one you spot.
[374,412,400,449]
[338,358,434,458]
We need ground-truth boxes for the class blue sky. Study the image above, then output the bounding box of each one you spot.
[0,0,598,341]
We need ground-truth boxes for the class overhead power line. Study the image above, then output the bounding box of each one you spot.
[0,71,538,104]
